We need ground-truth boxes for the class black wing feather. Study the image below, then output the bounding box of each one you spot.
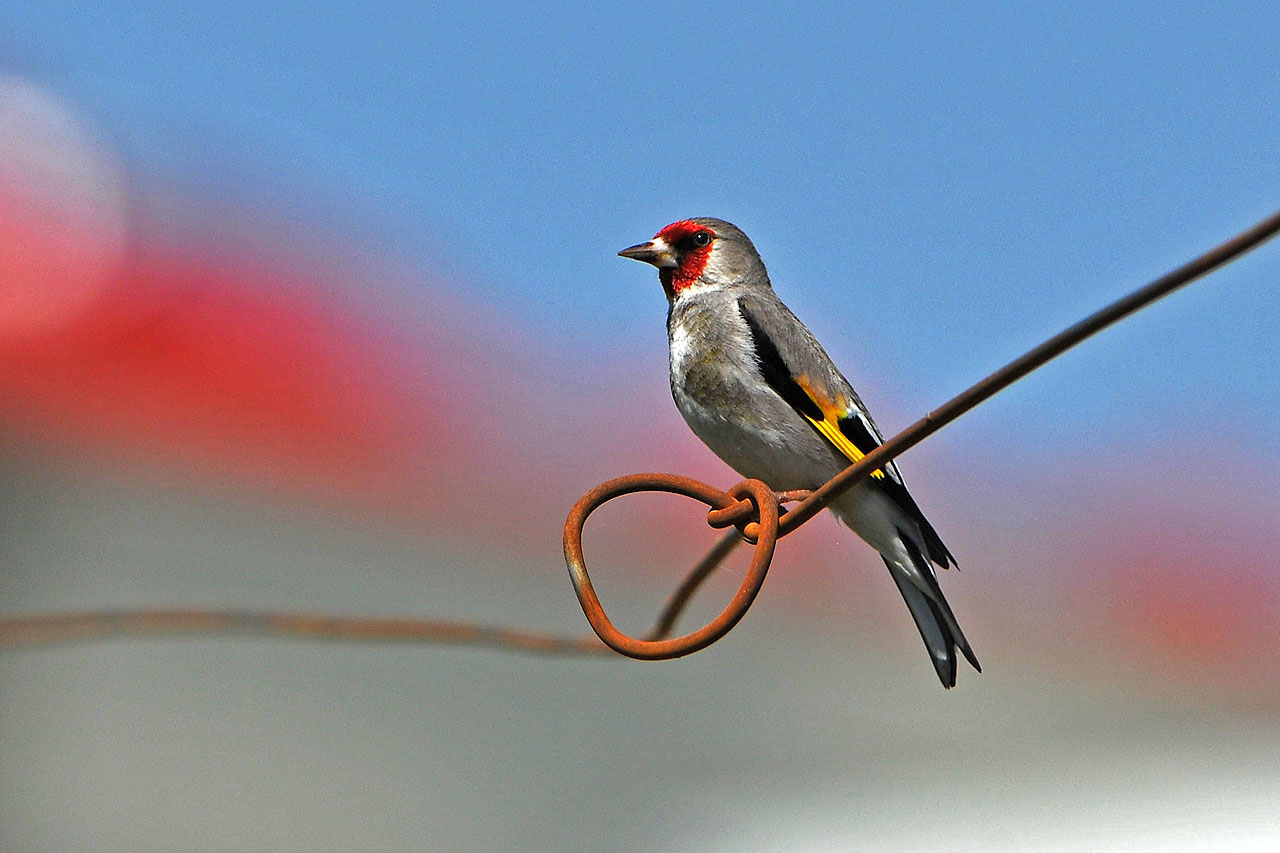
[738,302,823,421]
[739,298,956,570]
[839,414,956,568]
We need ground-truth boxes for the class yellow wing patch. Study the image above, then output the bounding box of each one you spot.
[794,375,885,480]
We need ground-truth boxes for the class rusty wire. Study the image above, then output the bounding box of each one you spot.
[2,208,1279,655]
[0,608,612,654]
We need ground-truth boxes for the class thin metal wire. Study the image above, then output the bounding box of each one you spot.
[645,530,742,641]
[2,208,1278,655]
[0,609,613,654]
[564,475,779,659]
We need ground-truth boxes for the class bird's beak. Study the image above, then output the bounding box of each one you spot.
[618,237,678,269]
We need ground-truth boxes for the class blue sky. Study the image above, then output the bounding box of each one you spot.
[4,1,1279,457]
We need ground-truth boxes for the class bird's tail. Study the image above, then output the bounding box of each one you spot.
[882,529,980,688]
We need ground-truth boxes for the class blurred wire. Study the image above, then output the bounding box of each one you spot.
[3,208,1279,656]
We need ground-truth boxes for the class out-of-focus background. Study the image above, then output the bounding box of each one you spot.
[2,3,1278,850]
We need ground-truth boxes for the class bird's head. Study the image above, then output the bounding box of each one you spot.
[618,217,768,298]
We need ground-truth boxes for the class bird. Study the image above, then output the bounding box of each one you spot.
[618,217,980,687]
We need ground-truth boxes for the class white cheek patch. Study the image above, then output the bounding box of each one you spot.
[700,249,724,281]
[690,246,737,290]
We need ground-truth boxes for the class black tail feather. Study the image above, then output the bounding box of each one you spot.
[884,531,981,688]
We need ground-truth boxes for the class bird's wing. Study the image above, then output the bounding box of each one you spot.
[737,294,956,568]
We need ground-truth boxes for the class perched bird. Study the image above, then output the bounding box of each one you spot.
[619,217,980,687]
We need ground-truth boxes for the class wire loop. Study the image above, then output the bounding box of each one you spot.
[562,474,779,660]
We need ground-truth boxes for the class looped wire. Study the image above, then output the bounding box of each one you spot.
[562,473,780,660]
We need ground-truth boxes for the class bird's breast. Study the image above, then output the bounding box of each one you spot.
[665,297,849,490]
[667,310,755,418]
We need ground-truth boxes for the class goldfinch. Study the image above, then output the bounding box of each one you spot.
[619,218,980,687]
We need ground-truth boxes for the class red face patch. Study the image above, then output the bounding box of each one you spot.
[654,220,716,296]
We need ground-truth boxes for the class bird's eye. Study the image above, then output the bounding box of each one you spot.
[692,231,712,247]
